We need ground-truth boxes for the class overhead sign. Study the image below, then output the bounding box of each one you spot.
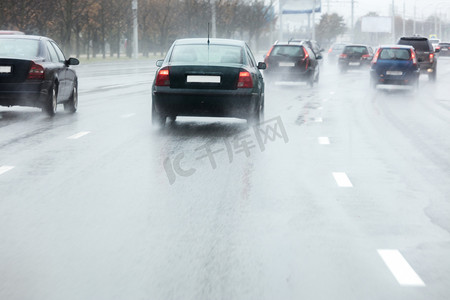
[281,0,322,15]
[361,16,392,33]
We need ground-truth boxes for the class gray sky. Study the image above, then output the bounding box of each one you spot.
[280,0,450,23]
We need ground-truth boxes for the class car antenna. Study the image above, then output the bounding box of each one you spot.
[207,22,210,45]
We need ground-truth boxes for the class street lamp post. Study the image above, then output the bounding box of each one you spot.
[132,0,138,59]
[211,0,217,38]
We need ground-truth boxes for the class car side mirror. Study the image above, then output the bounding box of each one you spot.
[257,62,266,70]
[316,55,323,60]
[156,60,163,67]
[67,57,80,66]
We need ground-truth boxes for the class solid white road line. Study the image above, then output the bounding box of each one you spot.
[332,172,353,187]
[318,137,330,145]
[0,166,14,175]
[378,249,425,286]
[314,117,323,123]
[67,131,91,140]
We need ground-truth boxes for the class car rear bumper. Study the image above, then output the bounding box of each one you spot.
[370,69,419,85]
[0,81,51,108]
[152,87,260,118]
[264,69,312,82]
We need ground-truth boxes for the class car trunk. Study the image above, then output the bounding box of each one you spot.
[374,59,415,77]
[266,55,308,72]
[0,59,33,83]
[168,65,242,90]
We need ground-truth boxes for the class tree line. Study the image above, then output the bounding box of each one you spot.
[0,0,276,58]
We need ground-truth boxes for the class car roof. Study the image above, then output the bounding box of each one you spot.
[344,44,370,47]
[399,36,428,41]
[173,38,246,46]
[378,45,414,49]
[0,34,46,41]
[274,42,304,46]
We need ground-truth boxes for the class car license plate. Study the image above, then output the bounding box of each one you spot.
[349,62,360,66]
[0,66,11,73]
[186,75,221,83]
[279,62,295,67]
[386,71,403,76]
[441,48,448,51]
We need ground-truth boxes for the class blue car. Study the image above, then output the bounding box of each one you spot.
[370,45,420,89]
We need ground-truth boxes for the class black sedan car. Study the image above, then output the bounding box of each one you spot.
[263,41,322,87]
[151,38,265,126]
[437,42,450,57]
[0,35,79,116]
[338,44,374,72]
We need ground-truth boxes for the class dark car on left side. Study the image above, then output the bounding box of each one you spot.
[152,38,266,127]
[0,35,79,116]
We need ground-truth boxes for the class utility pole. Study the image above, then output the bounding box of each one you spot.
[132,0,138,59]
[351,0,354,42]
[312,0,316,40]
[279,0,284,41]
[402,1,406,36]
[413,3,416,34]
[211,0,217,38]
[392,0,396,42]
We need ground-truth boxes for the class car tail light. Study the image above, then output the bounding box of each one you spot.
[328,48,332,53]
[411,50,417,65]
[302,47,310,70]
[237,71,253,88]
[339,53,347,59]
[436,46,441,51]
[155,67,170,86]
[362,54,371,59]
[264,46,274,67]
[27,61,45,80]
[429,53,434,63]
[371,48,381,65]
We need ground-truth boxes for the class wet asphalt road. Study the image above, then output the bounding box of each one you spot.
[1,57,450,300]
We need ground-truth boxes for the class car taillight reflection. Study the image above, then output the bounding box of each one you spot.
[27,61,45,80]
[371,49,381,65]
[155,67,170,86]
[411,50,417,65]
[237,71,253,88]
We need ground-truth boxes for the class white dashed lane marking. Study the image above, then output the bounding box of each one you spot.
[378,249,425,286]
[121,113,136,118]
[332,172,353,187]
[67,131,91,140]
[318,137,330,145]
[0,166,14,175]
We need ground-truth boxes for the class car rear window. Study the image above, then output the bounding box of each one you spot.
[271,46,305,58]
[343,46,368,54]
[379,48,411,60]
[398,39,431,51]
[169,44,244,64]
[0,38,40,59]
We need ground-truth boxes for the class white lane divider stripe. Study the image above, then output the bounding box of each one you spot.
[67,131,91,139]
[314,117,323,123]
[0,166,14,175]
[121,113,136,118]
[318,137,330,145]
[378,249,425,286]
[332,172,353,187]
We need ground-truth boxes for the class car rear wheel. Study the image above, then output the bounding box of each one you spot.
[428,68,437,81]
[64,84,78,113]
[247,98,264,125]
[43,84,57,116]
[152,101,166,127]
[308,75,314,87]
